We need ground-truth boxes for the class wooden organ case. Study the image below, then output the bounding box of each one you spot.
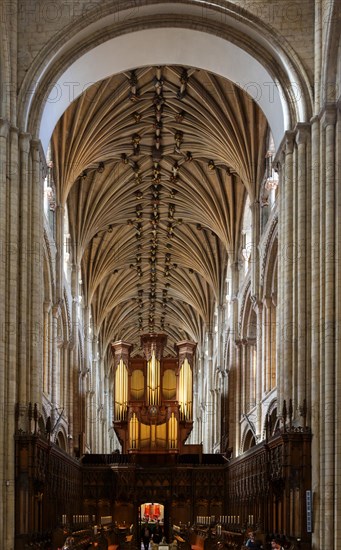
[112,334,196,454]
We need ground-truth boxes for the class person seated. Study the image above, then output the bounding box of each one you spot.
[245,532,258,548]
[62,535,75,549]
[271,538,284,550]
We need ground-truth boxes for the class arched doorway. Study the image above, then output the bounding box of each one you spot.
[138,500,169,546]
[140,502,164,523]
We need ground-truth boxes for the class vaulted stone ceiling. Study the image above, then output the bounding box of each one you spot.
[51,66,268,358]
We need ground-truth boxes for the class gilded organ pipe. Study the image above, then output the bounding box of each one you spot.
[179,358,192,421]
[147,351,160,405]
[115,359,128,420]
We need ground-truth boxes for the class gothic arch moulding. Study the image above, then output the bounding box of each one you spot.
[320,0,341,104]
[264,398,280,437]
[241,426,256,452]
[56,427,68,450]
[43,230,55,304]
[239,280,251,336]
[0,17,11,119]
[18,1,313,154]
[240,289,257,341]
[260,215,278,297]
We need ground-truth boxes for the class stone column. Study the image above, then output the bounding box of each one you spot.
[276,152,285,411]
[295,125,310,415]
[314,0,322,115]
[335,101,341,550]
[0,124,9,453]
[215,384,222,450]
[234,340,242,455]
[55,203,64,302]
[263,297,272,393]
[69,262,80,453]
[206,332,214,451]
[321,106,337,548]
[67,338,74,454]
[43,301,51,394]
[229,261,240,456]
[198,353,205,445]
[282,132,295,406]
[48,307,53,396]
[90,336,99,452]
[241,340,247,412]
[17,133,30,406]
[250,201,261,301]
[95,344,103,453]
[310,115,321,549]
[255,301,263,435]
[86,388,94,453]
[4,126,20,548]
[82,305,91,443]
[63,344,69,411]
[104,374,109,453]
[30,139,44,406]
[0,120,13,549]
[191,351,199,444]
[51,303,61,430]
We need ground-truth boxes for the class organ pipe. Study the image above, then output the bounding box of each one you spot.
[115,359,128,420]
[169,413,177,449]
[130,413,138,449]
[179,358,192,421]
[147,350,160,405]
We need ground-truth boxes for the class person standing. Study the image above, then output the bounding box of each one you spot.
[141,522,151,550]
[152,521,163,544]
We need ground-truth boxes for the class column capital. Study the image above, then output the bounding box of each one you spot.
[251,294,262,312]
[44,301,52,313]
[19,132,31,153]
[271,291,277,307]
[245,337,256,346]
[71,262,81,272]
[249,200,260,214]
[55,203,65,214]
[285,131,296,155]
[320,104,337,128]
[0,118,10,139]
[52,301,62,318]
[234,338,244,348]
[30,138,44,165]
[263,295,273,309]
[295,123,311,145]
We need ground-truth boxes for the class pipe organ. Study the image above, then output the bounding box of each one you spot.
[112,334,196,454]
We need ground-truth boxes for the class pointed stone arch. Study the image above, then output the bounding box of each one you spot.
[241,426,256,452]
